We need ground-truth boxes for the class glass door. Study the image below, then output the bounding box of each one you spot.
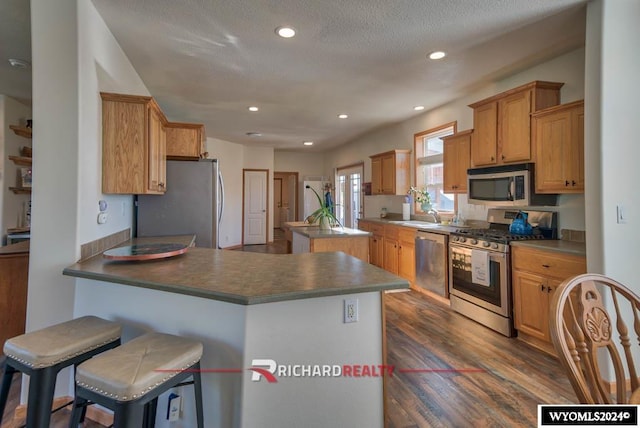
[336,164,363,229]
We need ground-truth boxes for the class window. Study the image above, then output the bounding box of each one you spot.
[414,122,456,212]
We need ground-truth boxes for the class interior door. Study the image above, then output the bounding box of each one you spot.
[274,178,283,228]
[243,169,268,245]
[336,164,363,229]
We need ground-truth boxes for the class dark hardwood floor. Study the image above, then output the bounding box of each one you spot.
[1,233,576,427]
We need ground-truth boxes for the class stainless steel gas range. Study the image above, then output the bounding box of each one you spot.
[448,209,557,337]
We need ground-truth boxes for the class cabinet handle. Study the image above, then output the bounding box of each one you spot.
[542,264,550,268]
[159,182,165,188]
[565,180,569,186]
[491,156,495,161]
[572,180,576,186]
[540,284,546,292]
[547,287,553,293]
[501,154,505,160]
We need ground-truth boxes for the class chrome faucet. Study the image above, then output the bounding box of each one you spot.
[425,208,441,224]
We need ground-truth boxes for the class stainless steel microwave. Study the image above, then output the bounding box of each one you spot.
[467,163,557,207]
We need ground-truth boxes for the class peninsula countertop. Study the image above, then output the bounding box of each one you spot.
[285,222,371,239]
[64,237,408,305]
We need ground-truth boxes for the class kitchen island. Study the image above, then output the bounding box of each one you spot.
[64,236,408,428]
[283,221,371,262]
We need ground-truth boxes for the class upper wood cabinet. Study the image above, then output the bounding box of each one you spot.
[442,129,472,193]
[532,100,584,194]
[469,81,564,167]
[101,92,167,195]
[165,122,207,160]
[370,150,411,195]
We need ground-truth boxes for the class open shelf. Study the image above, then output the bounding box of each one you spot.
[8,155,32,166]
[7,227,30,234]
[9,187,32,195]
[9,125,32,139]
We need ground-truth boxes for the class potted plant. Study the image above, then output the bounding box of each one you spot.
[408,186,432,212]
[305,185,342,230]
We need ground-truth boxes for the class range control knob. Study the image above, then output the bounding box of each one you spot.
[491,243,499,249]
[459,237,466,243]
[482,241,490,248]
[470,239,478,245]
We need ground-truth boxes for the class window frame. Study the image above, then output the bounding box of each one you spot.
[413,121,457,213]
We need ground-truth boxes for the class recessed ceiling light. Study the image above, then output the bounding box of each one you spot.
[338,114,348,119]
[248,106,259,112]
[8,58,30,68]
[303,141,314,146]
[246,132,262,137]
[414,105,425,111]
[275,26,296,38]
[428,51,446,60]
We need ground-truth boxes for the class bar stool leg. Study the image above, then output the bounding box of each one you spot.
[0,364,17,425]
[142,398,158,428]
[113,402,145,428]
[26,367,58,428]
[193,362,204,428]
[68,392,89,428]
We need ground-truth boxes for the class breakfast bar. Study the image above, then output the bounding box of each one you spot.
[63,237,408,428]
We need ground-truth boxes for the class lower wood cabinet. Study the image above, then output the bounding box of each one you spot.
[0,244,29,351]
[397,228,416,283]
[361,221,384,268]
[511,245,586,355]
[359,221,416,284]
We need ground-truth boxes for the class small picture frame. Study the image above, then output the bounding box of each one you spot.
[19,167,32,188]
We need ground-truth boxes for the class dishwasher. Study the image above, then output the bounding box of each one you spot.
[415,231,448,297]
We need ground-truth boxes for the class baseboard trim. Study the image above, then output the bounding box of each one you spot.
[13,395,114,427]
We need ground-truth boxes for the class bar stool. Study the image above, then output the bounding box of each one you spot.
[68,332,204,428]
[0,316,122,428]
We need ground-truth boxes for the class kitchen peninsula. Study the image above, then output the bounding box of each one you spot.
[64,236,408,428]
[283,221,371,262]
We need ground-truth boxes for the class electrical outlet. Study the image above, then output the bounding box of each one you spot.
[344,298,358,323]
[617,204,627,224]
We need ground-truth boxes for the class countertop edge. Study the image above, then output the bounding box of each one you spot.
[510,240,586,257]
[63,266,410,305]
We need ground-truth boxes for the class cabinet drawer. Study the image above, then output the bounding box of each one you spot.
[398,227,416,243]
[384,225,400,240]
[369,223,384,235]
[512,246,586,279]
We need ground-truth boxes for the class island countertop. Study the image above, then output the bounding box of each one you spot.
[64,237,408,305]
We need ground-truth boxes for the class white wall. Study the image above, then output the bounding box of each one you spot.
[325,48,587,231]
[29,0,150,397]
[207,137,244,247]
[275,151,326,221]
[584,0,640,284]
[0,95,31,244]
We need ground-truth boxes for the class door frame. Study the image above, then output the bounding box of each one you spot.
[242,169,269,245]
[336,162,364,228]
[274,171,299,222]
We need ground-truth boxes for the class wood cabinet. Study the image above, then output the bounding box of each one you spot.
[532,100,584,193]
[101,92,168,195]
[442,129,472,193]
[370,150,411,195]
[383,225,399,275]
[369,223,384,268]
[166,122,207,160]
[397,228,416,283]
[469,81,564,167]
[0,242,29,353]
[511,245,586,354]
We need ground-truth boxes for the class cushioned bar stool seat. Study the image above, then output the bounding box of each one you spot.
[0,316,122,428]
[69,332,204,428]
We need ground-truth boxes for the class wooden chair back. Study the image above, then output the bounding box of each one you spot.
[549,273,640,404]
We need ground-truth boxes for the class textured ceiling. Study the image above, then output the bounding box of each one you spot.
[1,0,586,151]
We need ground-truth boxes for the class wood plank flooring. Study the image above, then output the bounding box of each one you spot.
[1,234,577,427]
[384,290,576,427]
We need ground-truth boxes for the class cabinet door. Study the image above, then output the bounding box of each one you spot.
[370,234,384,268]
[534,109,571,192]
[147,105,166,193]
[166,125,205,160]
[512,270,549,341]
[371,157,383,195]
[443,133,470,193]
[498,90,532,163]
[569,106,585,191]
[381,154,396,194]
[471,102,498,166]
[383,238,399,275]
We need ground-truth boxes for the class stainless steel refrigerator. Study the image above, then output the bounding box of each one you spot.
[136,159,224,248]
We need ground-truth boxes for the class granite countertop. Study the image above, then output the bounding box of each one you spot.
[64,237,408,305]
[510,240,586,257]
[289,225,371,239]
[359,217,467,235]
[0,240,30,255]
